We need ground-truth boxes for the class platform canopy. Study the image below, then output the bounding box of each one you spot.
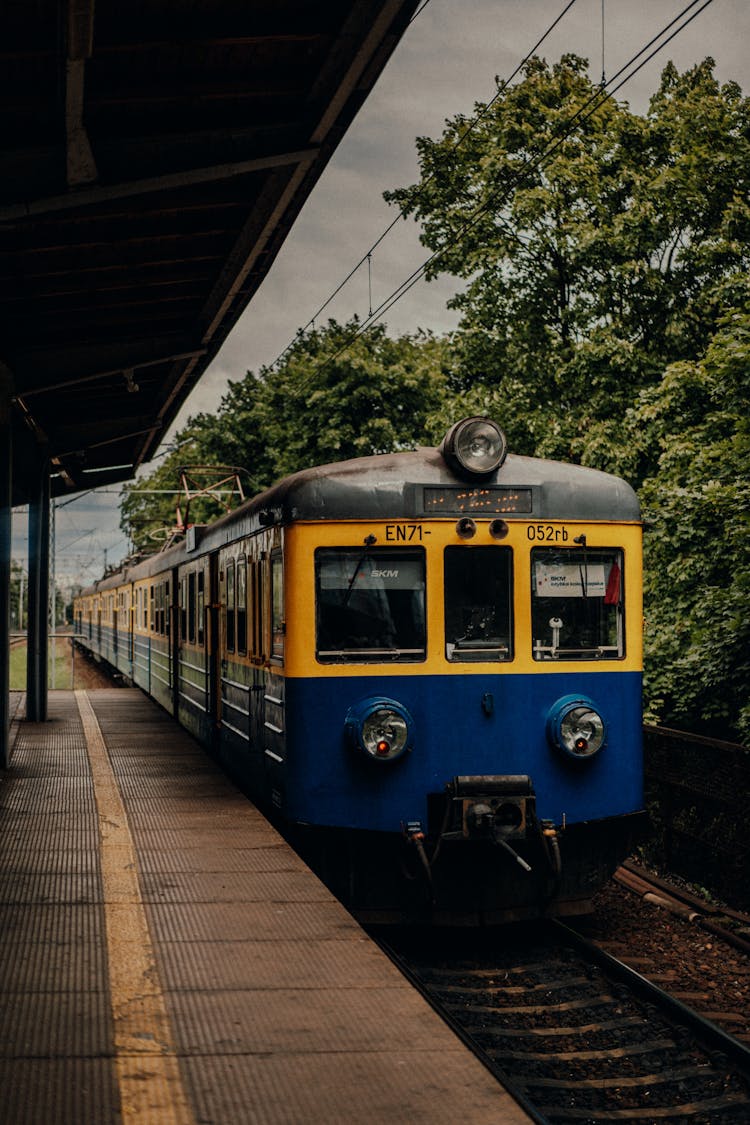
[0,0,419,502]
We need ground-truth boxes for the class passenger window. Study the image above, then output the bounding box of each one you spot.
[271,551,284,660]
[226,559,236,652]
[236,558,247,654]
[197,572,204,647]
[444,547,513,661]
[315,548,426,663]
[180,577,187,639]
[249,558,265,661]
[188,572,196,644]
[531,547,624,660]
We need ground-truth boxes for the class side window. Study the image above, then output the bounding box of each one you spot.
[237,558,247,655]
[226,559,236,652]
[197,571,204,647]
[180,576,187,640]
[271,550,284,660]
[444,547,513,661]
[149,585,154,631]
[531,547,624,660]
[165,579,171,637]
[250,557,265,661]
[188,571,196,644]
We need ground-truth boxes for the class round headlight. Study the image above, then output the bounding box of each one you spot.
[441,417,508,477]
[345,697,414,763]
[546,695,607,761]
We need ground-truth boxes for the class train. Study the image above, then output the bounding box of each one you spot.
[74,416,646,924]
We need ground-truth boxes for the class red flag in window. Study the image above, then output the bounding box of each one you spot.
[604,562,621,605]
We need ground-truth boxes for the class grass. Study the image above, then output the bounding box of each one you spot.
[9,638,76,690]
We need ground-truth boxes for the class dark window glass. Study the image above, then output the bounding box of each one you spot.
[315,548,426,663]
[531,547,624,660]
[180,577,187,640]
[444,547,513,661]
[271,551,284,660]
[236,559,247,654]
[197,571,204,647]
[249,558,264,661]
[188,572,196,644]
[226,559,236,652]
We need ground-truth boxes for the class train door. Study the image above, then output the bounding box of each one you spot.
[207,553,221,743]
[196,561,210,715]
[248,553,267,763]
[129,592,134,667]
[170,570,179,715]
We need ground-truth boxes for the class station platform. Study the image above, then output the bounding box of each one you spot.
[0,689,531,1124]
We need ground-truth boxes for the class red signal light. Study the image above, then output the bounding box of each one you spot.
[376,740,390,756]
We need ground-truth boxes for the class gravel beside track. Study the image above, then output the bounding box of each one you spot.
[576,873,750,1047]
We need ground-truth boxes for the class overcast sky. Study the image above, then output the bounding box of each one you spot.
[15,0,749,590]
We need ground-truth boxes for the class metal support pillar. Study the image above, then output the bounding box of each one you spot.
[0,383,12,767]
[26,459,50,722]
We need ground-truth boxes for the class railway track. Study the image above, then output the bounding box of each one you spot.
[613,861,750,960]
[377,922,750,1123]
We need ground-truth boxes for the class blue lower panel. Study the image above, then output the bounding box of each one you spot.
[283,671,642,834]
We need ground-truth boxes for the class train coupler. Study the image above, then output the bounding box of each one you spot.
[436,775,536,873]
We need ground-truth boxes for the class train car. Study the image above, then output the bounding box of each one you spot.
[74,417,645,924]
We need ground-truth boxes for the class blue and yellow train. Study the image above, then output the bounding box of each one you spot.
[74,417,645,923]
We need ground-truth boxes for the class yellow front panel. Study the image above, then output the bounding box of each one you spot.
[284,519,642,678]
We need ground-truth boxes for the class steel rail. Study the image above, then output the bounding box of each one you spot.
[552,919,750,1079]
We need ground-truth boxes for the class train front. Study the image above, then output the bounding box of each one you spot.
[280,418,646,924]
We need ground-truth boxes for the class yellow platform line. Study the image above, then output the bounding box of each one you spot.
[76,690,195,1125]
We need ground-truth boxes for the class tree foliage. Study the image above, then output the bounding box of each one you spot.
[636,309,750,742]
[385,55,750,477]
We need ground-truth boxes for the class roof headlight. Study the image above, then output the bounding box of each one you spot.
[546,695,606,761]
[441,417,508,477]
[345,697,414,763]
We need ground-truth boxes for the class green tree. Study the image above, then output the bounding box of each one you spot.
[121,320,451,550]
[385,55,750,476]
[636,308,750,742]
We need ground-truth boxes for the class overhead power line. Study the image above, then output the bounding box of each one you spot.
[285,0,715,387]
[271,0,581,367]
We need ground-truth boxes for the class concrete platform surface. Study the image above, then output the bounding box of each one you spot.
[0,689,532,1124]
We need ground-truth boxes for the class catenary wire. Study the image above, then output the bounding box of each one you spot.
[291,0,715,382]
[272,0,581,362]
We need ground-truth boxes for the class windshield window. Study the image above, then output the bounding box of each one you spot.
[316,548,426,662]
[444,547,513,661]
[531,547,624,660]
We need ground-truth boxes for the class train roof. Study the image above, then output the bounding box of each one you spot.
[77,442,640,595]
[228,446,640,526]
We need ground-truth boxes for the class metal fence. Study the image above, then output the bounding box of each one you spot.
[643,725,750,909]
